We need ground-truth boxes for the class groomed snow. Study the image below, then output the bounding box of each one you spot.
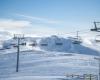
[0,33,100,80]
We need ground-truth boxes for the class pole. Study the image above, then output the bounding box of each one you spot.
[90,74,92,80]
[16,38,20,72]
[98,51,100,80]
[77,31,79,40]
[94,21,97,30]
[94,57,100,80]
[99,59,100,80]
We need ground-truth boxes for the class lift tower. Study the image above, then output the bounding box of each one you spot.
[91,21,100,32]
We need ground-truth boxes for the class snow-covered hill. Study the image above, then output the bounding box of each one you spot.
[0,32,100,80]
[0,50,98,80]
[39,35,72,52]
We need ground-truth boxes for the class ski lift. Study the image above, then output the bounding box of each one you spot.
[72,31,82,44]
[55,39,63,45]
[72,37,82,44]
[30,43,36,46]
[53,36,63,45]
[91,22,100,32]
[29,43,37,46]
[95,35,100,42]
[40,43,48,46]
[55,42,63,45]
[72,39,82,44]
[29,40,37,46]
[21,42,26,46]
[13,34,25,39]
[11,42,26,46]
[12,42,26,47]
[13,45,17,47]
[10,43,16,46]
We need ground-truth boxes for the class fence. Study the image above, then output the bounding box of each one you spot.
[64,74,98,80]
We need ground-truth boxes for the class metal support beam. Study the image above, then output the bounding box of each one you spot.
[76,31,79,40]
[16,38,20,72]
[14,34,24,72]
[94,57,100,80]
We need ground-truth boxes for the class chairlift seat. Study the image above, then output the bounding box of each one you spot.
[73,40,82,44]
[41,43,48,46]
[91,28,97,31]
[55,43,63,45]
[13,45,18,47]
[29,43,37,46]
[95,35,100,42]
[5,47,11,49]
[10,43,16,45]
[21,43,26,45]
[95,40,100,42]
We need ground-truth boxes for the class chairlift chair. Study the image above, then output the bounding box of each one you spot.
[29,40,37,46]
[72,36,82,44]
[13,45,18,47]
[29,43,37,46]
[91,21,100,32]
[95,35,100,42]
[40,43,48,46]
[5,47,11,49]
[10,43,17,47]
[73,40,82,44]
[55,38,63,45]
[21,42,26,45]
[10,43,16,46]
[55,42,63,45]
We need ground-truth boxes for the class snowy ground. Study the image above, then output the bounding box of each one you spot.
[0,50,98,80]
[0,34,100,80]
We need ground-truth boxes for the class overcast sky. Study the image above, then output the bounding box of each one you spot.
[0,0,100,36]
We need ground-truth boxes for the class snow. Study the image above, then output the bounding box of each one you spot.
[0,32,100,80]
[39,35,72,52]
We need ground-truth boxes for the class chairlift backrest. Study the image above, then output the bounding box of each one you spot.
[72,37,82,44]
[29,43,37,46]
[10,43,16,45]
[21,42,26,45]
[91,28,97,31]
[73,40,81,44]
[91,21,100,32]
[95,35,100,42]
[55,37,63,45]
[41,43,48,46]
[55,42,63,45]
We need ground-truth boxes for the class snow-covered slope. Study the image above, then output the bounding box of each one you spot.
[0,50,98,80]
[39,35,99,56]
[0,32,100,80]
[0,31,11,40]
[39,35,72,52]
